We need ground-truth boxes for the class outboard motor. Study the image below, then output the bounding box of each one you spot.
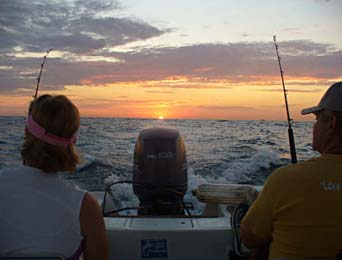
[133,127,188,215]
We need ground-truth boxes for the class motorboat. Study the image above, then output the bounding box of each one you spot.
[92,127,261,260]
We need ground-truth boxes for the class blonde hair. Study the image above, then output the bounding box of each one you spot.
[21,95,80,173]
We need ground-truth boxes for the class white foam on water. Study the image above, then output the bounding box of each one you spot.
[101,149,280,214]
[184,167,208,214]
[209,148,280,184]
[103,174,139,214]
[76,153,96,171]
[103,165,208,215]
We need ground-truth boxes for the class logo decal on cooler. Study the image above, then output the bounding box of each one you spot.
[141,239,167,259]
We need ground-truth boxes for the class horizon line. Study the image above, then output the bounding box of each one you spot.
[0,114,314,123]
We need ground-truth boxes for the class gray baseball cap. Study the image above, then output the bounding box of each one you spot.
[301,82,342,115]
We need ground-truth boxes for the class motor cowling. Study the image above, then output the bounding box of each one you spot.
[133,127,188,215]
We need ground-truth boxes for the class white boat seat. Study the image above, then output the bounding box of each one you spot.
[192,183,258,206]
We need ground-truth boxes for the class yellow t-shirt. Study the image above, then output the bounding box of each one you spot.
[241,154,342,259]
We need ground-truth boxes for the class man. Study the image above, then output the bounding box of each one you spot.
[240,82,342,259]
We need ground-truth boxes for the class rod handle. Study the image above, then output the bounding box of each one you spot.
[288,127,297,164]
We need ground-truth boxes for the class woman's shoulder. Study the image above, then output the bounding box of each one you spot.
[0,165,29,177]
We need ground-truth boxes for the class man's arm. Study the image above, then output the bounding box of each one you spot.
[240,222,271,249]
[240,206,272,260]
[239,173,278,251]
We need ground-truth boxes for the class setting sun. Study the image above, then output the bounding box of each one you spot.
[158,116,164,120]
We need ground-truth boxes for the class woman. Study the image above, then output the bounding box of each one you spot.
[0,95,108,260]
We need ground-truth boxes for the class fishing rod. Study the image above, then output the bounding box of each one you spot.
[33,48,53,100]
[273,35,297,164]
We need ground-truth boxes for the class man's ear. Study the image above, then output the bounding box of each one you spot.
[328,114,337,133]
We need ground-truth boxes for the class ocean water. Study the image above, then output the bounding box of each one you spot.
[0,116,317,213]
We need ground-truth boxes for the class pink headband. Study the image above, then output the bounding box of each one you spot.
[26,114,77,147]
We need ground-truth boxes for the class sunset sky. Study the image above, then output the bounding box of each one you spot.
[0,0,341,120]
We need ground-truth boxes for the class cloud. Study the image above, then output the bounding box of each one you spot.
[75,98,183,110]
[197,105,254,111]
[145,90,176,94]
[0,0,166,54]
[65,41,336,89]
[276,40,338,55]
[282,27,305,36]
[0,5,341,95]
[257,88,323,93]
[313,0,332,3]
